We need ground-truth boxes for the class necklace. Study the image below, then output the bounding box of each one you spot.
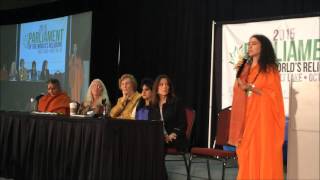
[246,68,260,97]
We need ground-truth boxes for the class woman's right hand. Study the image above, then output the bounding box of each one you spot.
[120,94,129,105]
[234,59,245,70]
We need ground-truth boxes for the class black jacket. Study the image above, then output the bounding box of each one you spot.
[149,97,187,149]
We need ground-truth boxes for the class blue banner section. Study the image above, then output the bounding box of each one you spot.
[19,16,68,75]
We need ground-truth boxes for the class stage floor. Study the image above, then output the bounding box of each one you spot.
[166,154,287,180]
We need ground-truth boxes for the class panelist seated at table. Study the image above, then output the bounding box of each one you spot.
[38,78,71,115]
[77,79,111,116]
[110,74,141,119]
[133,78,153,120]
[148,74,187,150]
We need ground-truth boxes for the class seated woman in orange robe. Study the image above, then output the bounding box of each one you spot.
[38,78,71,114]
[229,34,285,180]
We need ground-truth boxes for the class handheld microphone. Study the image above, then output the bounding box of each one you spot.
[236,54,251,78]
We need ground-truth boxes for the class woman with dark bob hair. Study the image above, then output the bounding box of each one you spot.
[133,78,154,120]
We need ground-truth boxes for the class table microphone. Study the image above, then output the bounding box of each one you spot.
[102,98,107,117]
[35,93,45,101]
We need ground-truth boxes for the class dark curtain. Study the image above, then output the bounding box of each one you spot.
[0,0,319,147]
[117,0,212,147]
[90,0,119,105]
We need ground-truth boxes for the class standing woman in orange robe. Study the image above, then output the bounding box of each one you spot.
[230,34,285,179]
[69,43,84,102]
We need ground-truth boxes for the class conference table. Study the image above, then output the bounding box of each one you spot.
[0,111,166,180]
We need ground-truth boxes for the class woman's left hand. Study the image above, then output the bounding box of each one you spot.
[237,78,247,91]
[167,133,177,142]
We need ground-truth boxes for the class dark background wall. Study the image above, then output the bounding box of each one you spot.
[0,0,319,146]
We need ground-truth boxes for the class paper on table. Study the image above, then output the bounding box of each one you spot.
[70,114,89,118]
[31,111,58,115]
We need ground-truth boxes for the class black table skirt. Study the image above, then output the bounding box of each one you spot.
[0,111,166,180]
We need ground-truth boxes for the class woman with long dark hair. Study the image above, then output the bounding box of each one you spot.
[229,34,285,179]
[40,60,50,81]
[149,74,187,150]
[30,60,37,81]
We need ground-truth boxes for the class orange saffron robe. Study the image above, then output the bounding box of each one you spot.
[38,92,71,115]
[232,65,285,180]
[229,63,251,146]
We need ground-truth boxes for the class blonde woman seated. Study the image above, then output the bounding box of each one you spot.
[77,79,111,116]
[110,74,141,119]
